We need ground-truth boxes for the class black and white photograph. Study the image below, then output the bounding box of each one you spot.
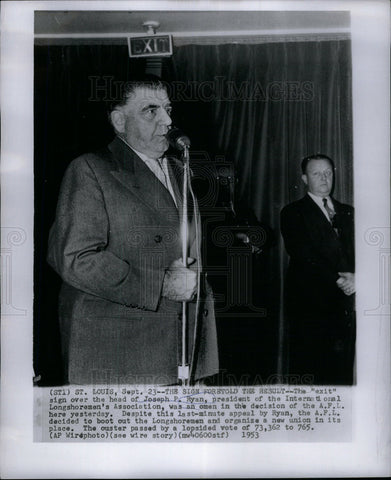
[33,9,354,388]
[1,0,390,477]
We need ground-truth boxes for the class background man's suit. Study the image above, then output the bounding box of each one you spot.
[280,194,355,385]
[47,136,218,384]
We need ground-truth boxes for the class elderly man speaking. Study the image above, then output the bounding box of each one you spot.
[47,79,218,385]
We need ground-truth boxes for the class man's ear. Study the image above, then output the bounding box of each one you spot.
[110,109,126,133]
[301,174,308,186]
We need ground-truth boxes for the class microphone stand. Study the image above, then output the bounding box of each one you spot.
[178,145,190,386]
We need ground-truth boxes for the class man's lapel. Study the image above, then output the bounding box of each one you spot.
[166,156,184,213]
[303,194,328,223]
[108,137,179,214]
[332,197,344,217]
[303,194,340,240]
[332,197,353,236]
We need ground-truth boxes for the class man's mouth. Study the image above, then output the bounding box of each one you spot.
[154,135,169,144]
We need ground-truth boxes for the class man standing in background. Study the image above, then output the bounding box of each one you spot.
[280,154,355,385]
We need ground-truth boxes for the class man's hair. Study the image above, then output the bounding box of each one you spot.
[106,76,167,114]
[301,153,335,174]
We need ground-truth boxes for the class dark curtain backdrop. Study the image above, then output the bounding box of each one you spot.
[169,41,353,378]
[34,39,352,385]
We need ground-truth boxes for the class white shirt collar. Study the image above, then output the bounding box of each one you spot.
[308,191,334,211]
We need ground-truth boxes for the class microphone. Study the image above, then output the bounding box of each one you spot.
[167,127,191,151]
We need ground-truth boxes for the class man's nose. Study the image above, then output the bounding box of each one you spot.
[159,108,172,126]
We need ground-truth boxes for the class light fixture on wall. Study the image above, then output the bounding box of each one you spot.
[142,20,160,35]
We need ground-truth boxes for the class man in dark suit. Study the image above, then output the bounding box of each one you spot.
[280,154,355,385]
[47,79,218,385]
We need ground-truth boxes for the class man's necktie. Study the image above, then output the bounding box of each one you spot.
[323,198,339,235]
[323,198,335,222]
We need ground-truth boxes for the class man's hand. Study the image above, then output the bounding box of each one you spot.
[336,272,355,296]
[162,258,197,302]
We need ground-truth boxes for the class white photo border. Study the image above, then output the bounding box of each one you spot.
[1,0,390,477]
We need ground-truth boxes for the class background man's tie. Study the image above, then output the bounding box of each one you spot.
[323,197,335,222]
[323,198,339,235]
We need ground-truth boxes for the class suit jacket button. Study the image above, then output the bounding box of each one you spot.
[203,309,208,317]
[154,235,162,243]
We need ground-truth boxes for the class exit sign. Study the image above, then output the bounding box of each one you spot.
[128,35,173,58]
